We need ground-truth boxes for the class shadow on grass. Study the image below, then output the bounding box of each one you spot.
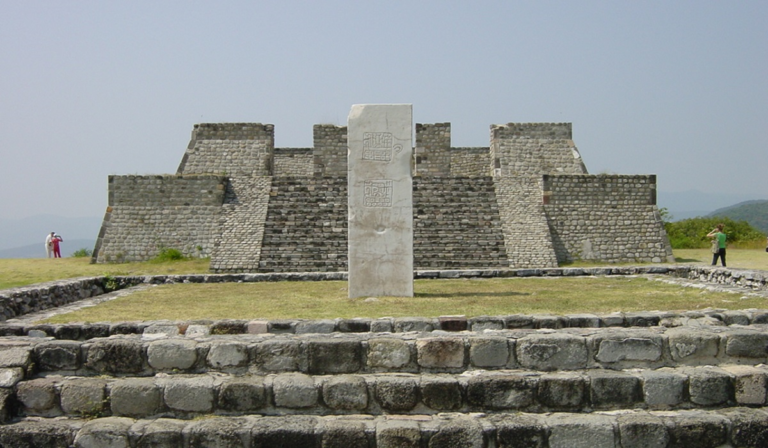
[415,291,531,298]
[675,258,703,263]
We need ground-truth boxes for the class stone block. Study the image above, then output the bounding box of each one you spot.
[246,320,269,334]
[588,370,642,409]
[268,320,297,334]
[320,419,371,448]
[617,413,669,448]
[184,416,251,448]
[428,417,484,448]
[251,339,304,372]
[416,338,465,368]
[128,418,186,448]
[504,315,534,329]
[469,337,510,367]
[374,375,420,411]
[367,338,412,369]
[494,414,546,448]
[725,330,768,359]
[687,367,734,406]
[217,376,267,412]
[251,416,319,447]
[566,313,601,328]
[16,377,60,416]
[147,339,197,370]
[0,347,31,368]
[467,373,536,410]
[625,312,660,327]
[438,315,467,332]
[81,323,110,339]
[308,339,362,374]
[206,341,248,368]
[721,365,767,405]
[185,324,210,337]
[593,334,662,363]
[86,338,145,374]
[665,411,727,448]
[296,319,336,334]
[720,310,750,326]
[537,373,586,410]
[53,325,81,340]
[109,378,163,417]
[720,407,768,448]
[469,316,504,331]
[273,373,318,408]
[33,340,82,371]
[142,324,179,338]
[376,419,420,448]
[516,333,587,370]
[667,329,720,363]
[394,317,434,333]
[599,313,626,327]
[641,369,687,407]
[338,318,371,333]
[210,320,246,335]
[0,367,24,388]
[0,420,75,448]
[420,375,463,411]
[0,388,12,424]
[73,417,134,448]
[163,376,215,413]
[347,103,414,298]
[547,414,616,448]
[322,375,368,410]
[531,314,566,329]
[371,318,393,333]
[60,379,107,416]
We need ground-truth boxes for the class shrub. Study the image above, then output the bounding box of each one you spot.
[151,247,186,262]
[71,248,93,258]
[665,216,766,249]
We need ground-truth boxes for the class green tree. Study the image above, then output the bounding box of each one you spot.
[665,216,766,249]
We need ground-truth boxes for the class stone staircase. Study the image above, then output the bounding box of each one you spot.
[413,177,508,270]
[1,309,767,447]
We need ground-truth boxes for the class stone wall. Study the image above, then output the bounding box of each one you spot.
[415,123,451,176]
[273,148,313,177]
[491,123,587,176]
[451,147,490,177]
[93,175,226,263]
[543,174,674,264]
[176,123,274,176]
[313,125,347,177]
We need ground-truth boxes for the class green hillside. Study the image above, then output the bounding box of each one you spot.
[708,200,768,234]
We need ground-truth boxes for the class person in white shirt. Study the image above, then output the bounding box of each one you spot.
[45,232,55,258]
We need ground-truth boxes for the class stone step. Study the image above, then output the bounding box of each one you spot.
[1,408,767,447]
[6,366,768,421]
[5,324,768,378]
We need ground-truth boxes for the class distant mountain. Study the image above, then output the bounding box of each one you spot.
[657,190,766,222]
[0,239,97,259]
[0,215,101,256]
[708,200,768,234]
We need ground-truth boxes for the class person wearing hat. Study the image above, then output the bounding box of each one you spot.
[45,232,55,258]
[51,234,63,258]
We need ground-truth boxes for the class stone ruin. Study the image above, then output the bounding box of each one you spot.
[91,113,674,271]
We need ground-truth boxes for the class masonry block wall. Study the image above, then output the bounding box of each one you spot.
[92,175,226,263]
[92,119,673,269]
[543,174,675,263]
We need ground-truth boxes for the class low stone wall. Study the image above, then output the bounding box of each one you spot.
[0,278,108,321]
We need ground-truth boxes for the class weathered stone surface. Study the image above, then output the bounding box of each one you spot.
[725,330,768,359]
[516,333,587,370]
[60,379,107,416]
[374,375,419,411]
[428,417,484,448]
[376,419,420,448]
[251,339,304,372]
[416,338,465,369]
[617,413,669,448]
[720,407,768,448]
[251,415,318,447]
[322,375,368,410]
[0,419,77,448]
[184,416,250,448]
[33,340,81,371]
[641,368,687,407]
[319,419,371,448]
[589,370,642,409]
[86,338,145,374]
[393,317,434,332]
[667,329,720,363]
[73,417,134,448]
[163,376,215,413]
[128,418,186,448]
[348,103,414,298]
[469,337,510,367]
[665,411,728,448]
[109,378,163,417]
[421,375,463,411]
[547,413,616,448]
[273,373,318,408]
[308,339,362,374]
[146,338,197,370]
[217,377,267,412]
[686,367,734,406]
[367,338,411,369]
[16,377,60,416]
[206,341,248,368]
[594,335,662,363]
[0,367,24,388]
[721,365,767,405]
[0,346,31,368]
[296,319,336,334]
[537,372,586,410]
[467,373,536,410]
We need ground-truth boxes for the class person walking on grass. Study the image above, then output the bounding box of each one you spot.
[45,232,55,258]
[707,224,727,267]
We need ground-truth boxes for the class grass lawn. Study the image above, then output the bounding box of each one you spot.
[38,275,768,324]
[2,248,766,324]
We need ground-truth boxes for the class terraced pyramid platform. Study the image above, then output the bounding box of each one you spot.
[0,266,767,447]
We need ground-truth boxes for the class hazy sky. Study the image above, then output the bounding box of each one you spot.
[1,1,766,221]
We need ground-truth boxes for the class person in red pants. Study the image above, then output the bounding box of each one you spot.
[51,234,63,258]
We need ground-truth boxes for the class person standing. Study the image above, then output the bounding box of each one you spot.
[707,224,727,267]
[45,232,55,258]
[51,234,63,258]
